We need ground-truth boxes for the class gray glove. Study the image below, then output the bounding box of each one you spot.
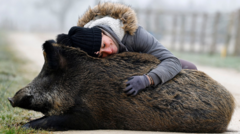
[124,75,150,96]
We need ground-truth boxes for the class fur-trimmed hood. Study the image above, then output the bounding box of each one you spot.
[77,2,138,35]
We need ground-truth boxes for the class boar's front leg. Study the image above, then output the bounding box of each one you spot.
[22,114,96,131]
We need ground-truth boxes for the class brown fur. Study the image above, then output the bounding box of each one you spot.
[9,42,235,132]
[77,2,138,35]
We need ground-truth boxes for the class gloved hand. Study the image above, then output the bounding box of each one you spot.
[124,75,150,96]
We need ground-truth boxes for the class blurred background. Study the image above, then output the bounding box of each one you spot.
[1,0,240,58]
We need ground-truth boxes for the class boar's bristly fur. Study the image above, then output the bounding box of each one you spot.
[9,41,235,132]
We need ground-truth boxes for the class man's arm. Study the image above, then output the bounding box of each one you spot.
[133,26,182,86]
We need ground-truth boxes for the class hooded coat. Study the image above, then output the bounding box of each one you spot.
[77,2,182,85]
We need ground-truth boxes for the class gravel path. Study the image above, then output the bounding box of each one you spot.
[7,32,240,134]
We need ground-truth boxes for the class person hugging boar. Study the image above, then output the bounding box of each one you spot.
[56,2,197,96]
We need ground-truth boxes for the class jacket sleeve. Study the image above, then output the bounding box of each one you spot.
[132,26,182,86]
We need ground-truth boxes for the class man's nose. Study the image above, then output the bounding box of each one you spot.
[102,47,112,54]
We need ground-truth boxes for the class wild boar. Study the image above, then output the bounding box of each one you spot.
[8,40,235,132]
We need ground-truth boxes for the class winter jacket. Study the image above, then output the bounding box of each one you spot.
[77,2,182,86]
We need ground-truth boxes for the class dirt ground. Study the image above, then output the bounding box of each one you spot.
[7,32,240,134]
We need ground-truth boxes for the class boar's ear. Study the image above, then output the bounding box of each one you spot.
[42,40,65,69]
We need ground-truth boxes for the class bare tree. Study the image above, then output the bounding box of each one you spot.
[35,0,79,31]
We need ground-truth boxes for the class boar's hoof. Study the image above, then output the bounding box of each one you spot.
[22,123,31,129]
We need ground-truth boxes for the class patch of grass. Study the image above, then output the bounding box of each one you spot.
[172,51,240,71]
[0,32,50,134]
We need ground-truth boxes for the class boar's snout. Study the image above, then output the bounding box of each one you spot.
[8,97,15,107]
[8,90,33,109]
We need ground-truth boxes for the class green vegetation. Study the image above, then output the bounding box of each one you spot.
[172,51,240,72]
[0,33,50,134]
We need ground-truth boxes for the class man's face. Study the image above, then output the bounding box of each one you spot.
[95,33,118,58]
